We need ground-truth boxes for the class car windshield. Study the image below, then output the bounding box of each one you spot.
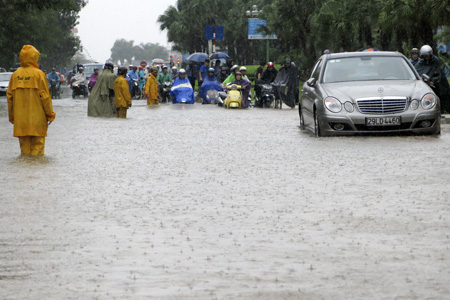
[322,56,417,83]
[83,65,103,76]
[0,73,12,81]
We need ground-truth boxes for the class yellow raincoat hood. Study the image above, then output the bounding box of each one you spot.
[19,45,40,69]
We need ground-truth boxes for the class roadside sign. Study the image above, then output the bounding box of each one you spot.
[140,61,147,68]
[205,26,224,41]
[248,19,277,40]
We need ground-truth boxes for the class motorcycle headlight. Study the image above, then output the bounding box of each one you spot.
[410,99,419,110]
[421,93,436,110]
[324,97,342,113]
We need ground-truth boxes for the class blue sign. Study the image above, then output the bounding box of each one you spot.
[248,19,277,40]
[205,26,224,41]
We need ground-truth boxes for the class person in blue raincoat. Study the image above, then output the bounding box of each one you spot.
[170,69,195,104]
[199,68,223,104]
[138,66,146,91]
[46,68,61,88]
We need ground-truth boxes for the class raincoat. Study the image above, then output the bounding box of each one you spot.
[114,76,131,108]
[157,72,173,84]
[228,78,251,108]
[138,69,145,90]
[272,63,299,108]
[199,75,222,102]
[145,74,158,105]
[223,73,236,85]
[7,45,56,138]
[87,69,117,117]
[415,57,450,112]
[46,72,61,86]
[72,71,87,86]
[170,77,195,104]
[89,72,99,90]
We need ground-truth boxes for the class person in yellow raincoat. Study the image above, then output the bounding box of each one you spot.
[145,67,158,105]
[7,45,56,156]
[114,67,132,118]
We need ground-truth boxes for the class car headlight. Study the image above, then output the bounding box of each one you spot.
[324,97,342,113]
[410,99,419,110]
[421,93,436,110]
[344,101,354,112]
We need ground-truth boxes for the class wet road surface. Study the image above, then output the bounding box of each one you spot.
[1,93,449,299]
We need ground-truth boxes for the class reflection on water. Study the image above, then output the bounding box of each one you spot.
[10,155,52,165]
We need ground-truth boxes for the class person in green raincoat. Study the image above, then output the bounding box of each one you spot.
[87,62,117,117]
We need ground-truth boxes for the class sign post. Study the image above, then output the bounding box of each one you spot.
[247,18,277,62]
[205,26,224,54]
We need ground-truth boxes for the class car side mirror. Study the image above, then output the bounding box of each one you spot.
[421,74,430,84]
[306,78,316,87]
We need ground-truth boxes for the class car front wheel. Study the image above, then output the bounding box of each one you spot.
[314,110,321,137]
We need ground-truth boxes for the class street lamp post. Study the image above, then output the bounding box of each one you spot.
[246,5,269,63]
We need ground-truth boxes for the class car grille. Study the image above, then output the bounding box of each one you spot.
[356,97,407,114]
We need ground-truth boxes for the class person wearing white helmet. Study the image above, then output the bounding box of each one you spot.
[415,45,450,113]
[239,66,249,81]
[170,68,195,104]
[222,64,239,86]
[171,66,178,80]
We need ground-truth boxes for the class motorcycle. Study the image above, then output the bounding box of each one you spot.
[224,84,243,109]
[161,81,173,103]
[71,83,88,99]
[131,78,141,100]
[49,79,60,99]
[204,89,223,105]
[255,83,275,108]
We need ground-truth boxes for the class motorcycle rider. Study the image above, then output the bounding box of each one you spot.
[255,62,278,100]
[228,72,251,109]
[157,65,173,101]
[71,66,87,95]
[186,62,199,90]
[199,68,222,104]
[217,66,229,83]
[409,48,420,66]
[46,68,61,91]
[239,66,250,81]
[272,58,299,108]
[171,66,178,80]
[256,61,265,80]
[223,65,239,86]
[88,67,99,92]
[415,45,450,113]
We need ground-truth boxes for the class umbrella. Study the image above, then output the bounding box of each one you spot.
[186,52,208,63]
[363,48,380,52]
[152,58,165,65]
[209,52,230,60]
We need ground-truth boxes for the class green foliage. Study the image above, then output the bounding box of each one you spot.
[109,39,169,65]
[0,0,86,69]
[157,0,450,77]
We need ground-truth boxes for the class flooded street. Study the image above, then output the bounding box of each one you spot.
[1,92,449,300]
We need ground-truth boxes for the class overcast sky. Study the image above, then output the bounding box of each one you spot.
[77,0,178,63]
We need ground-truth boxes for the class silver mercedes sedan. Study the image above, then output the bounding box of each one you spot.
[299,51,441,136]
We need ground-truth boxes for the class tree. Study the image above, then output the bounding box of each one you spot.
[0,0,86,69]
[109,39,170,65]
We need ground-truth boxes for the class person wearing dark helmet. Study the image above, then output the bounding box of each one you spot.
[217,66,229,83]
[409,48,420,66]
[114,67,132,118]
[272,58,299,108]
[415,45,450,113]
[88,62,117,117]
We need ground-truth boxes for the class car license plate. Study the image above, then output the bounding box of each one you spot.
[366,116,401,126]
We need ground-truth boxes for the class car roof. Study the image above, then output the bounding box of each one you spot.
[323,51,404,60]
[0,72,13,75]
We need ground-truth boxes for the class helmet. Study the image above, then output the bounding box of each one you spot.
[179,69,186,74]
[221,66,228,71]
[267,62,274,68]
[133,66,137,69]
[78,66,84,71]
[139,66,143,70]
[129,65,133,68]
[419,45,433,58]
[94,67,99,71]
[104,62,114,70]
[239,66,247,71]
[231,65,239,71]
[208,68,215,73]
[162,65,168,70]
[235,72,242,77]
[150,67,158,72]
[411,48,419,54]
[118,67,127,76]
[172,66,177,70]
[284,58,291,64]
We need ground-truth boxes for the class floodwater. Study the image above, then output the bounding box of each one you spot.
[1,92,449,300]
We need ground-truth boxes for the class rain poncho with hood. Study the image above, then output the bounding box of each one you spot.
[415,56,450,112]
[170,77,195,104]
[199,74,222,103]
[272,62,299,108]
[87,69,117,117]
[72,71,87,86]
[7,45,56,137]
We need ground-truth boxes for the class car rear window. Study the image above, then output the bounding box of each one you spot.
[322,56,417,83]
